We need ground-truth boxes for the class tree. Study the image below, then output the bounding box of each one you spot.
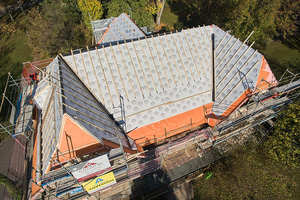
[265,103,300,167]
[105,0,131,17]
[275,0,300,40]
[106,0,154,27]
[77,0,103,28]
[224,0,281,46]
[146,0,165,25]
[25,0,91,60]
[168,0,293,47]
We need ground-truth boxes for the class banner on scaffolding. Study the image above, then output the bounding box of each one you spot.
[81,172,116,194]
[70,154,111,182]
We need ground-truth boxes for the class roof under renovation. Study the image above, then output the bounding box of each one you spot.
[63,25,276,146]
[32,56,134,176]
[27,23,277,197]
[91,13,145,44]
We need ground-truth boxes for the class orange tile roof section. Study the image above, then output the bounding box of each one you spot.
[47,114,136,170]
[53,114,101,164]
[255,56,278,90]
[128,103,213,147]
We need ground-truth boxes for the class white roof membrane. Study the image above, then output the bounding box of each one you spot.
[91,13,145,44]
[212,25,262,115]
[64,27,214,131]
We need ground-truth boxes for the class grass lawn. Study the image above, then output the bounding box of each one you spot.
[193,146,300,200]
[0,30,32,92]
[161,1,179,29]
[261,41,300,77]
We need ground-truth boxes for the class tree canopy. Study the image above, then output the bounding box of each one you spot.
[77,0,103,28]
[25,0,91,60]
[167,0,299,47]
[105,0,154,27]
[265,103,300,167]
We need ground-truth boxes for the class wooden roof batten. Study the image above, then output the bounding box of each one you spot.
[110,43,130,100]
[216,41,255,89]
[116,42,136,96]
[162,33,182,84]
[177,30,197,81]
[170,32,190,84]
[95,46,114,106]
[131,39,151,94]
[138,38,158,93]
[144,36,164,90]
[182,29,201,78]
[86,46,106,104]
[216,50,258,102]
[151,35,171,89]
[124,40,145,98]
[216,31,254,79]
[102,45,121,101]
[158,35,177,86]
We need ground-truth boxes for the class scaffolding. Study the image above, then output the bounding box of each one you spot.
[213,69,300,144]
[0,72,33,139]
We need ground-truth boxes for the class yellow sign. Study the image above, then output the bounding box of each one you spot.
[81,172,116,194]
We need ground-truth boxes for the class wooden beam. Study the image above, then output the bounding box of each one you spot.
[139,39,158,93]
[216,51,258,103]
[44,75,113,123]
[42,67,112,119]
[151,35,171,88]
[215,31,228,50]
[62,102,117,130]
[216,51,257,101]
[216,41,255,89]
[95,46,114,106]
[145,36,164,90]
[182,30,200,80]
[110,43,129,99]
[49,70,104,106]
[216,35,234,58]
[177,31,196,81]
[188,28,202,78]
[216,38,239,70]
[86,46,105,104]
[102,45,121,100]
[170,32,189,84]
[124,40,145,98]
[116,43,135,97]
[160,33,177,85]
[132,39,151,93]
[216,32,254,79]
[79,49,92,91]
[71,49,79,74]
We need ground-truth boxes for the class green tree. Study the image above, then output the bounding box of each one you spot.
[265,103,300,167]
[25,0,91,60]
[275,0,300,40]
[105,0,131,17]
[224,0,281,47]
[168,0,293,47]
[77,0,103,28]
[106,0,154,27]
